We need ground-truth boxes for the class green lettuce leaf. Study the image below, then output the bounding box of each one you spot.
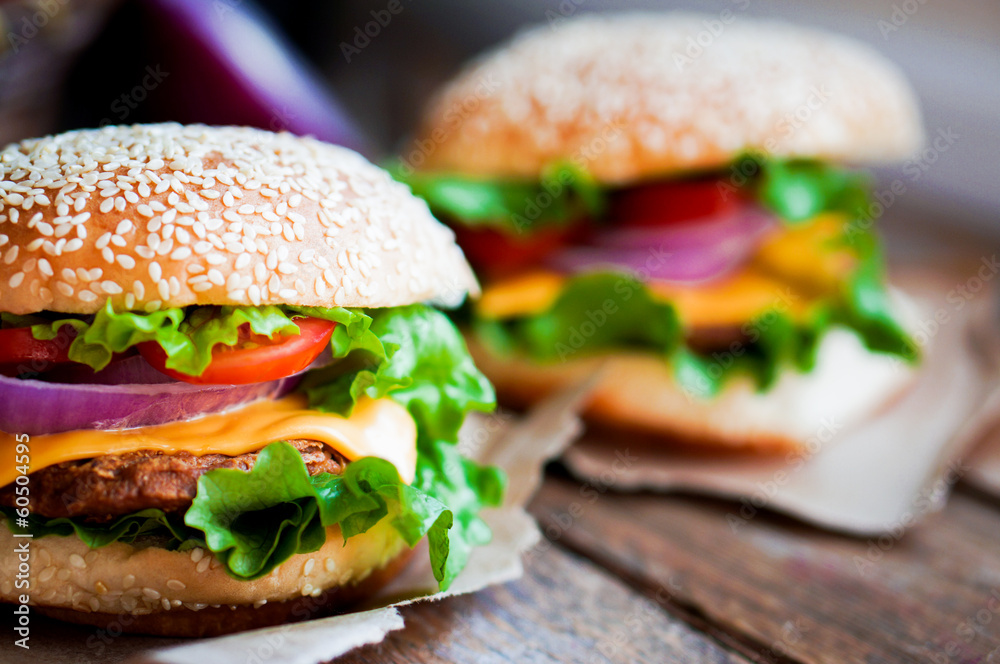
[474,272,682,364]
[471,264,914,397]
[33,301,301,375]
[0,507,191,548]
[389,160,606,235]
[299,305,496,432]
[737,153,872,224]
[394,153,872,233]
[297,304,502,586]
[184,442,456,581]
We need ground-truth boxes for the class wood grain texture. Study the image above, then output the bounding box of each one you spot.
[337,542,751,664]
[531,474,1000,664]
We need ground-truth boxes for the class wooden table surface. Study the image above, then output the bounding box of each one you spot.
[340,468,1000,664]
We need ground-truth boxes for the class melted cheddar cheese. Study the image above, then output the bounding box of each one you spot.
[0,395,417,486]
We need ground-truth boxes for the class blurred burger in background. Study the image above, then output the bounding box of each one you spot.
[394,13,924,453]
[0,123,501,636]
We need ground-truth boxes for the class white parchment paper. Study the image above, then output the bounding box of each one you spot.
[562,268,1000,535]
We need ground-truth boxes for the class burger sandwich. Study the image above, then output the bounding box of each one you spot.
[394,13,924,453]
[0,124,503,636]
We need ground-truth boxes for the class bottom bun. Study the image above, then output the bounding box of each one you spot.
[468,328,915,454]
[1,518,410,637]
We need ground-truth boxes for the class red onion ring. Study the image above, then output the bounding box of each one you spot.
[0,371,304,436]
[549,207,778,284]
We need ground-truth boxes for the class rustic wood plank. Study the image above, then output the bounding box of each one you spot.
[530,474,1000,664]
[339,542,752,664]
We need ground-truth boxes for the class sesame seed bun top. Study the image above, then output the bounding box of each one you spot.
[409,13,924,183]
[0,124,478,316]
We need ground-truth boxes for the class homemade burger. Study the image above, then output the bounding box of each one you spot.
[0,124,502,636]
[395,13,924,453]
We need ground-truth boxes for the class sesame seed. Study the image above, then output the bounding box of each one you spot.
[0,123,477,311]
[69,553,86,569]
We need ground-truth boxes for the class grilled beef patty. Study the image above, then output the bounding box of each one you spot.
[0,440,347,521]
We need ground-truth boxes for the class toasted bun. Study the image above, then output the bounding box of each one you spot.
[0,123,478,316]
[410,13,923,183]
[1,518,409,637]
[468,329,914,453]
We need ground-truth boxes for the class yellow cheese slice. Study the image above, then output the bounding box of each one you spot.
[648,269,806,327]
[0,395,417,486]
[477,271,565,320]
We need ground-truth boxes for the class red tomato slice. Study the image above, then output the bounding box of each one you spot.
[454,223,588,277]
[610,178,739,228]
[0,325,76,376]
[138,317,336,385]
